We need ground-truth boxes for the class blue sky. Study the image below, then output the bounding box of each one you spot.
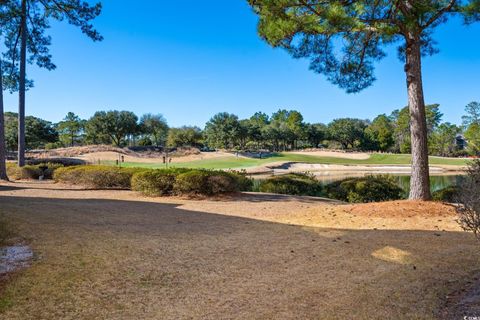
[4,0,480,127]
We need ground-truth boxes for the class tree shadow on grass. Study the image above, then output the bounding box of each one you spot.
[0,185,27,192]
[225,192,344,204]
[0,181,109,192]
[0,193,478,319]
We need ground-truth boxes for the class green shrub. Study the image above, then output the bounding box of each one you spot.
[54,165,146,189]
[6,162,63,180]
[229,170,253,192]
[325,175,405,203]
[432,186,460,203]
[41,163,64,179]
[258,173,322,196]
[173,170,243,196]
[131,168,189,196]
[6,163,41,180]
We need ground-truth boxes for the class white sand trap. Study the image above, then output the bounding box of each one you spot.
[288,150,371,160]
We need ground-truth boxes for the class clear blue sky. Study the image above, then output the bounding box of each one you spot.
[4,0,480,127]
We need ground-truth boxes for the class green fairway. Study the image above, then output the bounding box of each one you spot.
[107,153,470,170]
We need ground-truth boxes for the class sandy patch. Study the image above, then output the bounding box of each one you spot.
[76,151,234,164]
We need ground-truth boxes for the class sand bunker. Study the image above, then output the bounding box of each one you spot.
[289,150,371,160]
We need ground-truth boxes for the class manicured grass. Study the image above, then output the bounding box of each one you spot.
[108,153,470,170]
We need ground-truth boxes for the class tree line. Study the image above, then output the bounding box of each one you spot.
[2,111,202,150]
[3,101,479,157]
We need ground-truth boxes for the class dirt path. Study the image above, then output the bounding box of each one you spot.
[0,181,478,319]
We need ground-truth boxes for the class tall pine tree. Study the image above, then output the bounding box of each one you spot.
[13,0,102,166]
[247,0,480,200]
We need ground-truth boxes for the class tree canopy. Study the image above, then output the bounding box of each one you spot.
[139,114,169,147]
[4,112,57,150]
[56,112,84,147]
[87,111,138,147]
[2,102,478,157]
[248,0,480,92]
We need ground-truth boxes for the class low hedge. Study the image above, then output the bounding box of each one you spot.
[53,165,253,196]
[54,165,147,189]
[432,186,460,203]
[325,175,405,203]
[132,169,252,197]
[258,173,322,196]
[7,162,64,180]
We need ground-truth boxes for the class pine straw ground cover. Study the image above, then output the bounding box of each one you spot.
[0,181,478,319]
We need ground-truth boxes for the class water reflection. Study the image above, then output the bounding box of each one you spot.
[393,174,465,193]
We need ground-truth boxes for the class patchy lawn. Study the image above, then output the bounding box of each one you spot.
[0,181,478,319]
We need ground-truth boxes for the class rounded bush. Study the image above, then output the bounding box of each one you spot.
[325,175,405,203]
[258,173,322,196]
[432,186,459,203]
[173,170,240,196]
[131,169,183,196]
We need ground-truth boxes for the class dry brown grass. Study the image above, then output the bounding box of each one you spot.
[27,145,134,158]
[0,182,478,319]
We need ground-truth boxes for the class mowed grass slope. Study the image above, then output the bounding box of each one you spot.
[110,153,470,170]
[0,182,478,319]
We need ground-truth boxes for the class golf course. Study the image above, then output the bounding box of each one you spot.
[100,152,470,170]
[2,0,480,318]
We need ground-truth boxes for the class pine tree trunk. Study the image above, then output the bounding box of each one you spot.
[405,36,431,200]
[0,57,9,181]
[18,0,27,167]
